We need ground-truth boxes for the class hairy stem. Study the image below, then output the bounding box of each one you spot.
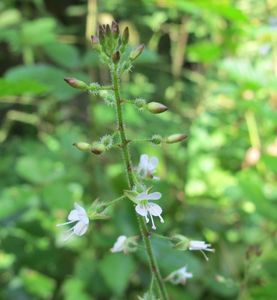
[111,66,169,300]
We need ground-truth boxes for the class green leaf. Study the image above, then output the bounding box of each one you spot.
[62,278,91,300]
[187,42,221,63]
[99,254,136,295]
[16,156,65,184]
[44,43,81,69]
[20,268,55,299]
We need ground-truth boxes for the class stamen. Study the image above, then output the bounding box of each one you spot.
[56,220,75,227]
[200,250,209,261]
[149,213,156,230]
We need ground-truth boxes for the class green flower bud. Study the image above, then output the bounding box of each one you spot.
[105,24,111,37]
[146,102,168,114]
[165,133,187,144]
[73,142,91,152]
[151,135,163,145]
[171,234,190,251]
[64,77,88,90]
[91,142,106,155]
[98,25,105,44]
[122,26,129,45]
[130,44,144,60]
[112,51,120,64]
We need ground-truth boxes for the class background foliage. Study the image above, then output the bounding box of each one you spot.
[0,0,277,299]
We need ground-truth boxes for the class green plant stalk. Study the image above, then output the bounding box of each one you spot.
[111,66,169,300]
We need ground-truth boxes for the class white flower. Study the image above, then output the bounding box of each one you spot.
[189,240,215,261]
[111,235,138,254]
[137,154,159,180]
[111,235,127,253]
[135,190,164,230]
[165,266,193,285]
[56,203,89,241]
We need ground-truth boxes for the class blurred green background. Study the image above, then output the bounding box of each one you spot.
[0,0,277,299]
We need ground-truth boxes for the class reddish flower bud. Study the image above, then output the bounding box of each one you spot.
[146,102,168,114]
[165,134,187,144]
[130,44,144,60]
[111,21,119,38]
[112,51,121,64]
[64,77,88,90]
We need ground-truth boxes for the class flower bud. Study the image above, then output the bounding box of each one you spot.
[171,234,190,251]
[112,51,120,64]
[64,77,88,90]
[91,142,106,155]
[146,102,168,114]
[73,142,91,152]
[122,27,129,45]
[91,35,101,51]
[105,24,111,37]
[165,133,187,144]
[151,135,162,145]
[111,21,119,38]
[130,44,144,60]
[98,25,105,44]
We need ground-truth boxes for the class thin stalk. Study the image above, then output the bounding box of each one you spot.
[111,66,169,300]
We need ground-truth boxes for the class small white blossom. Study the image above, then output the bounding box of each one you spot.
[137,154,159,180]
[56,203,89,241]
[165,266,193,285]
[135,190,164,230]
[189,240,215,261]
[111,235,138,254]
[111,235,127,253]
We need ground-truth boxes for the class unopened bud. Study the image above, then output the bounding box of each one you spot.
[98,25,105,44]
[73,142,91,152]
[112,51,120,64]
[147,102,168,114]
[151,135,162,145]
[91,35,101,51]
[111,21,119,38]
[91,142,106,155]
[122,27,129,45]
[105,24,111,37]
[165,133,187,144]
[130,44,144,60]
[64,77,88,90]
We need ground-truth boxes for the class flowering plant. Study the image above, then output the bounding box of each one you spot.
[58,21,213,299]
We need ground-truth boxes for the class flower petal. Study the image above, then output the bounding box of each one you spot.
[74,203,87,216]
[139,154,148,170]
[111,235,127,253]
[135,192,148,201]
[73,221,89,236]
[147,203,162,216]
[68,209,80,221]
[147,192,161,200]
[135,204,148,216]
[149,156,158,170]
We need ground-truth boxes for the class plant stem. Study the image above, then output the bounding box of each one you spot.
[111,66,169,300]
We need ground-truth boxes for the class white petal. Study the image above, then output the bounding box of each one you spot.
[74,203,87,217]
[147,203,162,216]
[111,235,127,252]
[135,204,148,216]
[135,192,148,201]
[73,221,89,236]
[148,156,158,170]
[139,154,148,170]
[147,192,161,200]
[68,209,80,221]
